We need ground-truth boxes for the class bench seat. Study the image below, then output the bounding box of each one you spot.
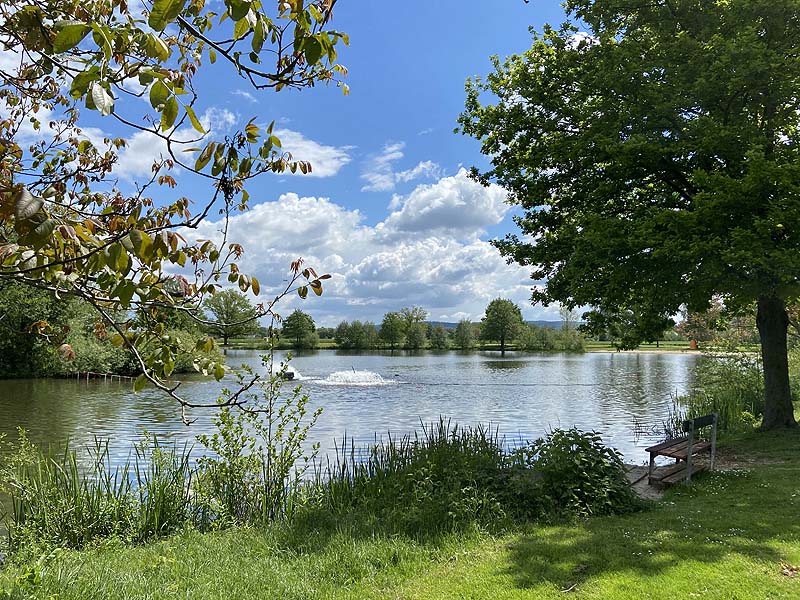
[645,413,718,486]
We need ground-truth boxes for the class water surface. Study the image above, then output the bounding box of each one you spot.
[0,350,696,465]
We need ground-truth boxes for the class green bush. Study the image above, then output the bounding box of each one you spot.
[194,356,321,527]
[307,422,638,535]
[309,421,511,535]
[512,428,639,520]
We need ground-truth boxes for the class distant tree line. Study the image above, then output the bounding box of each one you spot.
[278,298,586,353]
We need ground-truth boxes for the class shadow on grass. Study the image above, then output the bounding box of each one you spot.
[503,463,800,591]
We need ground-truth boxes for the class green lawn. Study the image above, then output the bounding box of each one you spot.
[3,429,799,599]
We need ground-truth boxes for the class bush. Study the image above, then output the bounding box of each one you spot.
[194,356,321,527]
[307,421,638,535]
[309,420,511,535]
[512,428,639,520]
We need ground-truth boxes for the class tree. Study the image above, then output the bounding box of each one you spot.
[460,0,800,428]
[429,325,450,350]
[281,310,317,349]
[0,279,73,376]
[203,290,259,347]
[453,319,476,351]
[481,298,524,353]
[379,312,405,350]
[0,1,345,415]
[400,306,427,350]
[675,302,726,347]
[335,320,378,350]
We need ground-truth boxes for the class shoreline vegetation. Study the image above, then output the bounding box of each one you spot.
[1,425,798,599]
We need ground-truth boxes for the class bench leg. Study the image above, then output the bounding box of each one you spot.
[648,453,656,484]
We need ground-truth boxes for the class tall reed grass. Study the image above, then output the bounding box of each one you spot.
[671,352,764,434]
[0,432,194,554]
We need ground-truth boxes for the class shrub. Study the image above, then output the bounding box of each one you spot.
[307,421,638,535]
[515,428,639,520]
[309,420,511,535]
[194,355,321,527]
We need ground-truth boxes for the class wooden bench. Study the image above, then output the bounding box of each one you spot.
[646,413,718,486]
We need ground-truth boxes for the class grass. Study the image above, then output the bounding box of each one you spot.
[3,427,800,599]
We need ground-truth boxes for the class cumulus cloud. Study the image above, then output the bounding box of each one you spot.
[379,168,509,238]
[360,142,443,192]
[273,129,352,177]
[188,172,541,326]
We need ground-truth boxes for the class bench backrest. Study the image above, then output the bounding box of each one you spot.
[682,413,717,433]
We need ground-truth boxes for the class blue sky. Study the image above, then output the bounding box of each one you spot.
[34,1,575,326]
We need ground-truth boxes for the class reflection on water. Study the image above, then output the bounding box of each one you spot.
[0,351,697,465]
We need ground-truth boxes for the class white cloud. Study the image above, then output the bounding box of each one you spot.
[360,142,443,192]
[188,172,542,326]
[231,89,256,103]
[379,168,509,238]
[273,128,352,177]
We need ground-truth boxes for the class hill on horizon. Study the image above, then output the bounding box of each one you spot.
[427,320,568,331]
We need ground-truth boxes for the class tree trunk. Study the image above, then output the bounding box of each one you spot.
[757,296,797,429]
[500,335,506,354]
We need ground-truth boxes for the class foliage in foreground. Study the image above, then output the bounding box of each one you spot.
[308,422,639,536]
[1,415,637,558]
[3,428,800,600]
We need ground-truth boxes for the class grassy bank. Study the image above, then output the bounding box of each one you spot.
[3,427,799,599]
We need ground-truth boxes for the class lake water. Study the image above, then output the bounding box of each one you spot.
[0,350,698,466]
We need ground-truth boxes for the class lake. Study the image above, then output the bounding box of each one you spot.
[0,350,697,466]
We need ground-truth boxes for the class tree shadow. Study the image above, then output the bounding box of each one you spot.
[502,468,800,591]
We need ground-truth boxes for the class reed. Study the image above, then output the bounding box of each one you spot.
[1,432,194,554]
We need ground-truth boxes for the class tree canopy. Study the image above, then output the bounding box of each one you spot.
[379,311,405,350]
[481,298,524,353]
[202,290,259,347]
[0,0,344,415]
[281,309,317,349]
[460,0,800,428]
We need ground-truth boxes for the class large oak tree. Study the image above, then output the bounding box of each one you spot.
[460,0,800,429]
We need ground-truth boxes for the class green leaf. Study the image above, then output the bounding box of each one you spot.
[213,362,226,380]
[13,188,43,220]
[90,82,114,116]
[70,70,97,99]
[233,18,250,40]
[53,23,90,52]
[297,285,308,299]
[134,374,147,393]
[228,0,251,21]
[150,80,170,110]
[195,142,215,171]
[251,276,260,296]
[144,33,170,61]
[148,0,187,32]
[25,218,56,248]
[160,96,178,131]
[185,105,206,134]
[304,36,323,65]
